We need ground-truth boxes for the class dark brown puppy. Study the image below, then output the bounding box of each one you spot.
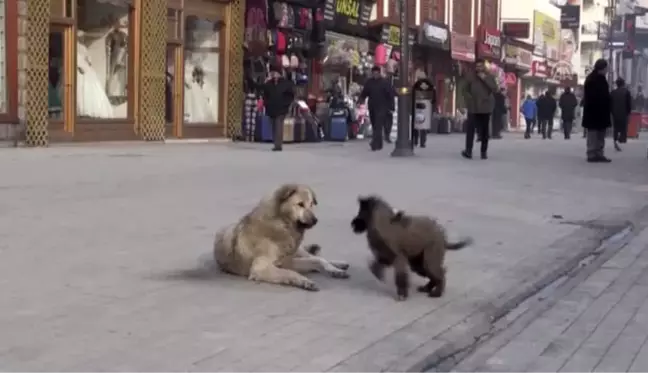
[351,195,473,300]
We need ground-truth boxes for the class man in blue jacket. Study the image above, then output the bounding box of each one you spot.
[522,95,537,139]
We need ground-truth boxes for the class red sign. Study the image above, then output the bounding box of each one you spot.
[450,32,475,62]
[532,60,548,77]
[476,25,502,61]
[502,22,530,39]
[505,73,517,86]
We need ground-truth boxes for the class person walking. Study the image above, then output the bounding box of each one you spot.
[359,66,395,151]
[522,95,537,139]
[492,88,507,139]
[582,59,612,163]
[558,86,578,139]
[262,65,295,152]
[610,77,632,151]
[537,89,557,139]
[461,58,499,160]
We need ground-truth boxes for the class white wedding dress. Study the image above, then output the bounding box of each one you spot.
[77,42,114,118]
[183,61,216,123]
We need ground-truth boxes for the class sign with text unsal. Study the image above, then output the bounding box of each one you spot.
[324,0,372,34]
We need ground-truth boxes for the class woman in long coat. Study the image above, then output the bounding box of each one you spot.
[582,59,612,163]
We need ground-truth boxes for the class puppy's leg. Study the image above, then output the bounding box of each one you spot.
[249,258,319,291]
[297,246,350,271]
[288,257,349,279]
[369,258,387,281]
[426,265,446,298]
[393,255,410,301]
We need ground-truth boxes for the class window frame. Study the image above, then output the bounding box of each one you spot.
[0,0,18,123]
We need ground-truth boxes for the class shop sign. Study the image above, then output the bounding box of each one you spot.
[533,11,560,60]
[502,22,530,39]
[505,72,517,86]
[381,25,415,47]
[450,32,475,62]
[532,60,549,77]
[418,20,450,50]
[503,44,532,70]
[476,25,502,60]
[323,0,372,34]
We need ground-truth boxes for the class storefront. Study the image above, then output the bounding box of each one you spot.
[23,0,244,145]
[501,38,532,128]
[522,58,559,98]
[0,0,18,136]
[315,0,375,97]
[450,32,475,114]
[416,20,451,114]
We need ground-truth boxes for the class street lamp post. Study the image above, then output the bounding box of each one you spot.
[390,0,414,157]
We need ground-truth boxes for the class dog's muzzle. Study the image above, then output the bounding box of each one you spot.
[351,218,367,233]
[298,217,318,229]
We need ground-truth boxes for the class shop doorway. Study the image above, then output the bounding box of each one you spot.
[165,43,183,137]
[48,23,74,134]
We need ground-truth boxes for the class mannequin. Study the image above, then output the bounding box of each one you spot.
[105,17,129,99]
[183,29,220,123]
[77,30,114,118]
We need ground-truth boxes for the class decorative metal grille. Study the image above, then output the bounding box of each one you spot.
[139,0,167,141]
[25,0,50,146]
[225,0,244,139]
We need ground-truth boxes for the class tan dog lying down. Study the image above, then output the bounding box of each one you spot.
[214,183,349,291]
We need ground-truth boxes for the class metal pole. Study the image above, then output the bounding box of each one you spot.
[608,0,615,85]
[391,0,414,157]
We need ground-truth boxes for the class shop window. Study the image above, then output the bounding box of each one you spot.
[0,0,6,114]
[48,31,65,120]
[76,0,131,119]
[183,15,221,124]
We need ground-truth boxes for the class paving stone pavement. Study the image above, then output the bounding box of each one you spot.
[451,226,648,373]
[1,134,648,371]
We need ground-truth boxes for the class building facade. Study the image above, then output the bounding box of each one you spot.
[18,0,244,146]
[0,0,21,142]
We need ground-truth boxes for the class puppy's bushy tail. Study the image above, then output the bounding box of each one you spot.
[446,237,474,251]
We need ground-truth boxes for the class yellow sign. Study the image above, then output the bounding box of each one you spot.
[336,0,360,18]
[387,25,400,45]
[532,11,559,60]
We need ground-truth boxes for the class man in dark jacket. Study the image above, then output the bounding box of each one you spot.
[558,87,578,139]
[610,77,632,151]
[582,59,612,163]
[537,89,557,139]
[359,66,395,151]
[492,88,507,139]
[262,66,295,152]
[461,58,499,160]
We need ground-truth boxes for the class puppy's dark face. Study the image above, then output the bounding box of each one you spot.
[351,196,378,234]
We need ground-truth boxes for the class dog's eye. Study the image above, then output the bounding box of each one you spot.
[298,202,306,208]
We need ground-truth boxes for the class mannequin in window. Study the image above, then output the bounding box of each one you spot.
[105,15,129,99]
[77,30,114,118]
[184,58,215,123]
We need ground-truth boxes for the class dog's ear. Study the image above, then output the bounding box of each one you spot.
[275,184,299,203]
[309,188,318,206]
[358,196,371,205]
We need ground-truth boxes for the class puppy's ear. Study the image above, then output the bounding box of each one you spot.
[275,184,299,203]
[358,196,371,205]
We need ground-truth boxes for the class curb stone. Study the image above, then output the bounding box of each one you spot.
[393,205,648,372]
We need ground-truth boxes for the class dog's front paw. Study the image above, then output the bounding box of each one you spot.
[330,260,350,271]
[295,279,320,291]
[327,269,350,279]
